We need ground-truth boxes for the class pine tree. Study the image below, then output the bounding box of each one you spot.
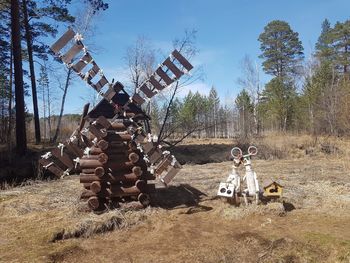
[329,20,350,74]
[316,19,334,63]
[258,20,304,77]
[261,78,297,131]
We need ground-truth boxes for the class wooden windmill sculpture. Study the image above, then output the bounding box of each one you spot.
[39,28,193,211]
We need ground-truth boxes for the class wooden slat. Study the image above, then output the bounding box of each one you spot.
[156,67,173,85]
[172,49,193,72]
[163,57,184,79]
[88,124,107,139]
[92,75,108,91]
[39,159,64,177]
[87,62,100,80]
[72,53,93,73]
[139,83,157,98]
[51,28,75,54]
[51,148,74,170]
[65,141,84,157]
[61,43,83,64]
[131,93,145,105]
[149,75,165,91]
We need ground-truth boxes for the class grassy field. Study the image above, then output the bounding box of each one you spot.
[0,135,350,262]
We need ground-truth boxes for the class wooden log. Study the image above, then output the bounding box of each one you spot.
[81,166,105,177]
[80,173,139,183]
[83,183,90,189]
[138,193,151,207]
[135,180,147,192]
[81,153,108,164]
[95,167,105,177]
[97,139,109,150]
[80,171,155,184]
[81,184,156,199]
[90,181,102,193]
[94,116,111,129]
[88,145,129,155]
[81,159,143,171]
[106,133,132,142]
[88,196,100,210]
[128,152,139,163]
[110,122,127,130]
[108,185,140,196]
[132,166,143,177]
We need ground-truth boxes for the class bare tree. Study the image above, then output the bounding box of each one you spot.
[157,29,204,143]
[124,36,156,94]
[237,55,261,134]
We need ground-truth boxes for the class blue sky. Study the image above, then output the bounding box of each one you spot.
[26,0,350,114]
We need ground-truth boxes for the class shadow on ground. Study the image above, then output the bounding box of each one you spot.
[151,184,212,213]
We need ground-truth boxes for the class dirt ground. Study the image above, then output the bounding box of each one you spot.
[1,156,350,263]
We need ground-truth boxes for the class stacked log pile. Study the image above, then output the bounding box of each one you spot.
[78,116,156,210]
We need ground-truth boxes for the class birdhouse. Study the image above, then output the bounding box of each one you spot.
[262,180,283,198]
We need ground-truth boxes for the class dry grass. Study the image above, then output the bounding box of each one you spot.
[1,135,350,262]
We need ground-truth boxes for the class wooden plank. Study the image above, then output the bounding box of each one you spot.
[92,75,108,91]
[149,75,165,91]
[51,148,74,170]
[88,124,107,139]
[172,49,193,72]
[156,67,173,85]
[86,62,100,80]
[61,43,83,64]
[132,93,145,105]
[51,28,75,54]
[163,57,184,79]
[39,158,64,177]
[72,53,93,73]
[65,141,84,157]
[139,83,157,98]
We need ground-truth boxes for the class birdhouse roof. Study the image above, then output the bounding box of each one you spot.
[263,179,283,188]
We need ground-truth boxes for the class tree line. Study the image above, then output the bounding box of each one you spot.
[151,18,350,143]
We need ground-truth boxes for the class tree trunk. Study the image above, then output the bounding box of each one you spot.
[22,0,41,144]
[7,39,13,151]
[11,0,27,155]
[52,68,72,143]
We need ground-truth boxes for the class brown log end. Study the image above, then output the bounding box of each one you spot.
[95,167,105,177]
[90,181,102,193]
[138,193,151,207]
[97,139,109,150]
[135,180,147,192]
[132,166,143,177]
[98,153,108,164]
[88,196,100,210]
[128,152,140,163]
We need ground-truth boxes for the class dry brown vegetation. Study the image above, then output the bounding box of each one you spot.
[1,135,350,262]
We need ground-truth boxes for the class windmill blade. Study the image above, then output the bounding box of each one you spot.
[50,28,120,108]
[131,49,194,106]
